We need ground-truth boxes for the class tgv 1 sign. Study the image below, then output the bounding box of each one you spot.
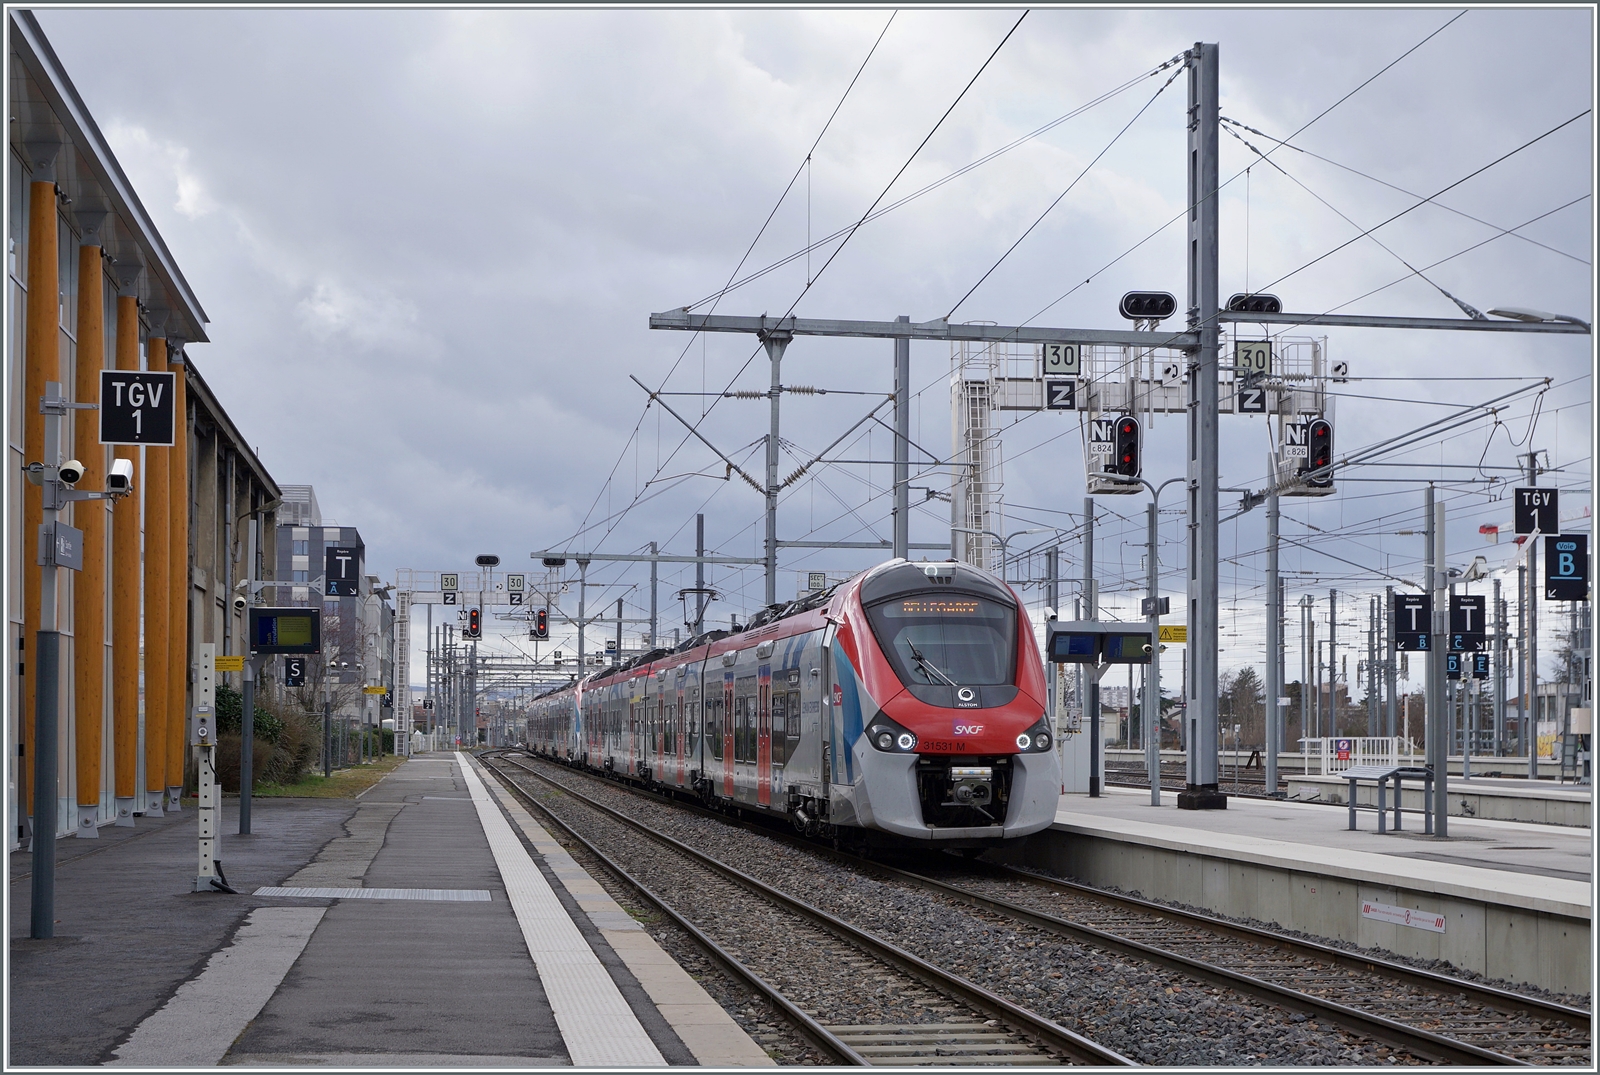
[99,370,175,445]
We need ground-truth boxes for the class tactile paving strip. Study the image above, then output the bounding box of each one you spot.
[458,753,665,1068]
[254,887,491,901]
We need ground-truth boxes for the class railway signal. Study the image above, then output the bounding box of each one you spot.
[532,608,550,639]
[465,607,482,639]
[1304,419,1333,488]
[1226,293,1282,314]
[1113,416,1141,478]
[1118,291,1176,321]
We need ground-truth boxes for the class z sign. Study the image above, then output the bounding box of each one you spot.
[1045,379,1076,410]
[1236,385,1267,413]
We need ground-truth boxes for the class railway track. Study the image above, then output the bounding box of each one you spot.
[481,753,1129,1066]
[500,749,1591,1066]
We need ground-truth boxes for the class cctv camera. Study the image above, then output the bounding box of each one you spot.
[1142,643,1153,655]
[106,458,134,494]
[59,459,85,485]
[232,594,248,612]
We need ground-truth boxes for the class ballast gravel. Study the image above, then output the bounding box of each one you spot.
[509,759,1417,1067]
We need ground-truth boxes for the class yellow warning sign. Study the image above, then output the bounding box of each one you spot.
[363,685,389,695]
[214,655,245,672]
[1158,625,1187,644]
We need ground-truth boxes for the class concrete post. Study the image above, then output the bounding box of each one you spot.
[73,232,107,838]
[166,349,190,812]
[111,292,141,826]
[893,315,910,561]
[1427,486,1449,837]
[141,336,169,815]
[1180,42,1224,809]
[22,163,60,838]
[761,331,790,606]
[1265,488,1280,796]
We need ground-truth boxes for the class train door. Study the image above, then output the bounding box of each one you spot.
[686,681,702,785]
[729,671,745,796]
[819,624,837,791]
[756,665,772,807]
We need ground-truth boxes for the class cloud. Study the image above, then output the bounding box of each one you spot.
[103,120,217,219]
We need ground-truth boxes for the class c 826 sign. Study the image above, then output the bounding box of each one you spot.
[99,370,176,445]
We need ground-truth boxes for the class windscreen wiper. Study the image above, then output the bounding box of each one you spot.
[907,643,959,687]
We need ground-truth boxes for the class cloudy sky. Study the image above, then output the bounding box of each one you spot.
[35,6,1593,691]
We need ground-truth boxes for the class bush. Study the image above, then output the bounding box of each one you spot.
[212,684,321,791]
[216,683,284,743]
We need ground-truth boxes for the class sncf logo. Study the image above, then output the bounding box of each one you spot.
[954,723,985,736]
[831,683,844,707]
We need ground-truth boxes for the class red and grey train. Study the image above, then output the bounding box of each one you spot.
[524,559,1060,846]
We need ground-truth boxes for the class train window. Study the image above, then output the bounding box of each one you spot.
[709,697,723,759]
[865,594,1017,686]
[732,676,753,761]
[771,690,788,765]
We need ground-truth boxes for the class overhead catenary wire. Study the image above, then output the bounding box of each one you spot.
[1255,109,1591,295]
[558,13,897,551]
[566,9,1031,567]
[1220,115,1590,267]
[945,60,1186,320]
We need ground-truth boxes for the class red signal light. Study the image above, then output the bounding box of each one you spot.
[467,607,482,639]
[1112,415,1141,477]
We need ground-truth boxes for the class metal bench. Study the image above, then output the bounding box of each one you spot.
[1340,764,1434,834]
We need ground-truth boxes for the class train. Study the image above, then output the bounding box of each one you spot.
[523,558,1061,847]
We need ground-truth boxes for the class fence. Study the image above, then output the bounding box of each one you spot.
[1299,736,1419,776]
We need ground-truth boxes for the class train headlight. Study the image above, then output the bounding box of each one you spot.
[867,716,919,753]
[1016,717,1052,753]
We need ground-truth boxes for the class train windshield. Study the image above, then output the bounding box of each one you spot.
[865,594,1017,687]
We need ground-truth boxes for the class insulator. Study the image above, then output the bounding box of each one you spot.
[785,385,822,395]
[723,390,765,400]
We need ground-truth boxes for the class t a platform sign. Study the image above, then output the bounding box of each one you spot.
[1393,594,1430,651]
[1514,488,1558,534]
[284,656,307,686]
[1545,534,1589,601]
[324,546,360,596]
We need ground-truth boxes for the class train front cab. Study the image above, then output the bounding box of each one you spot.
[824,561,1061,845]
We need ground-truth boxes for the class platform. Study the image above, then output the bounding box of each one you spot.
[994,786,1592,997]
[1286,772,1592,827]
[9,752,771,1067]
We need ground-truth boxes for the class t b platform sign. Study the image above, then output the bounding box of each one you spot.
[1393,594,1430,651]
[1545,534,1588,601]
[324,546,360,596]
[99,370,176,445]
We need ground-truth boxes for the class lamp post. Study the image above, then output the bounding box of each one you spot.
[951,526,1058,584]
[1107,476,1185,806]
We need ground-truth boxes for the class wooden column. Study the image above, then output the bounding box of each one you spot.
[72,237,106,837]
[165,353,189,810]
[22,175,60,834]
[111,294,141,824]
[141,335,168,814]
